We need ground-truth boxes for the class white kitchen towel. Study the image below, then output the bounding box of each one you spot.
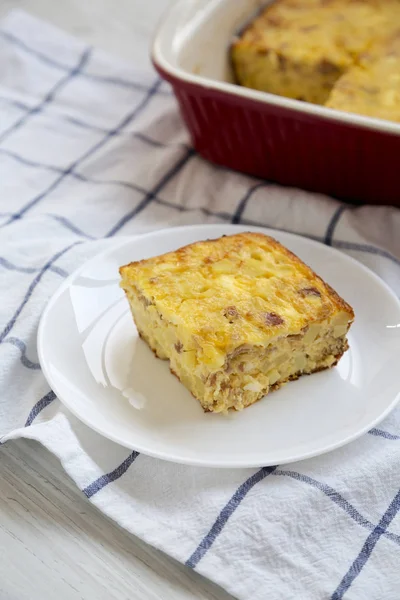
[1,10,400,600]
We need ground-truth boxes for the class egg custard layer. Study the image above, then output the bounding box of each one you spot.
[119,233,354,413]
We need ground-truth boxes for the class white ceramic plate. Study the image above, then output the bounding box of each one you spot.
[38,224,400,468]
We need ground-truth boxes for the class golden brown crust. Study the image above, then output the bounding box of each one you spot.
[121,231,354,322]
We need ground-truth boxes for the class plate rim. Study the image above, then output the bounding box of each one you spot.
[37,224,400,468]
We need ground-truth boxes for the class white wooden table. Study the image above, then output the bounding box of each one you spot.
[0,1,234,598]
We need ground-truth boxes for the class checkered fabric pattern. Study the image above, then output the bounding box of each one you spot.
[1,11,400,600]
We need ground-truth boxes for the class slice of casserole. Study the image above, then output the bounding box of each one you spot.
[119,233,354,414]
[326,30,400,122]
[231,0,390,104]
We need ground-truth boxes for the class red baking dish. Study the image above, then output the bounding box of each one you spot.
[152,0,400,206]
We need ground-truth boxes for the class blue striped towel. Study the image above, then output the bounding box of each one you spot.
[1,10,400,600]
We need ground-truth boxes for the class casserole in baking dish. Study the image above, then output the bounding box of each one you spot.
[152,0,400,205]
[232,0,400,114]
